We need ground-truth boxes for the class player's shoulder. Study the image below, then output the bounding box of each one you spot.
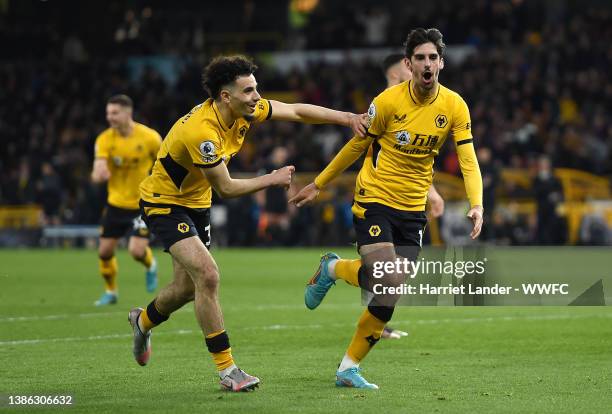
[373,82,409,112]
[438,83,467,107]
[134,122,161,140]
[172,100,221,143]
[95,127,114,141]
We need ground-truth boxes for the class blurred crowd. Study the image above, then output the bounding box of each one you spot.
[1,0,610,245]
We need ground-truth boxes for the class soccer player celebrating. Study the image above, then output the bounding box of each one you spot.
[379,53,446,340]
[91,95,162,306]
[290,29,484,389]
[128,55,368,392]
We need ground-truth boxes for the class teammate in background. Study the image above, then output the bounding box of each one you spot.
[91,95,162,306]
[128,55,368,392]
[290,29,483,389]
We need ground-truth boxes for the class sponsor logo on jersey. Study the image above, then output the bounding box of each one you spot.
[393,114,407,123]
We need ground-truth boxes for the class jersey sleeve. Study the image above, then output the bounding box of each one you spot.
[251,98,273,123]
[365,94,388,138]
[314,135,374,189]
[186,133,224,168]
[94,132,110,158]
[451,94,473,144]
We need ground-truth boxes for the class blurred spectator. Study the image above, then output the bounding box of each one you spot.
[477,147,500,240]
[533,155,565,244]
[259,147,294,245]
[37,163,63,225]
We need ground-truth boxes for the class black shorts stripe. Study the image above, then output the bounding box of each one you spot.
[160,154,188,189]
[456,138,473,146]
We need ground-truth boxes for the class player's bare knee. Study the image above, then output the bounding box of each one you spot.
[195,265,220,292]
[98,247,114,260]
[128,245,145,260]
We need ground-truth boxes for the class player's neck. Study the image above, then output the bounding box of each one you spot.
[116,120,134,137]
[214,100,237,129]
[411,81,438,104]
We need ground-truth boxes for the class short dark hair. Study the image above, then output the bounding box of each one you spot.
[202,55,258,99]
[382,53,405,74]
[107,94,133,108]
[404,28,446,58]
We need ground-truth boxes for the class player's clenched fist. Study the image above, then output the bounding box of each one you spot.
[269,165,295,188]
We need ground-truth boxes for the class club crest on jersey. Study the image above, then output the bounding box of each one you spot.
[367,103,376,128]
[395,131,410,146]
[435,114,448,128]
[199,141,217,163]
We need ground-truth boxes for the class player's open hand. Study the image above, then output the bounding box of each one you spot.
[467,205,484,239]
[288,182,319,207]
[348,113,369,138]
[269,165,295,189]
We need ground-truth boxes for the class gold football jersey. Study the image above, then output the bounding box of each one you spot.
[140,98,272,209]
[94,123,161,209]
[354,81,474,211]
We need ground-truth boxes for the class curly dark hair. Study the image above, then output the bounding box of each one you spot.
[202,55,258,99]
[404,28,446,58]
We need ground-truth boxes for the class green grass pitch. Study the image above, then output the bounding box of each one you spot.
[1,248,610,413]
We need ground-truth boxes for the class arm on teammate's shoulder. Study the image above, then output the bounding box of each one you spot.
[202,161,294,199]
[91,158,111,183]
[290,135,372,207]
[268,100,368,137]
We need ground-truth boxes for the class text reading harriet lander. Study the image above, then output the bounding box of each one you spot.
[372,283,570,296]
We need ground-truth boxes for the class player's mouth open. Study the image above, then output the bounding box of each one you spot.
[423,72,433,82]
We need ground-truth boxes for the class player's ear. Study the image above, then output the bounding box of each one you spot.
[404,57,411,70]
[439,57,444,70]
[219,89,231,104]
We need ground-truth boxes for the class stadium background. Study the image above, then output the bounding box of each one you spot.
[1,1,612,413]
[1,0,611,247]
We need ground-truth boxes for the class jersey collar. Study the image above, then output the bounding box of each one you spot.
[408,80,440,106]
[212,100,235,132]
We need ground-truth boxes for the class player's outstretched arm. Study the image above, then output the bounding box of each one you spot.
[456,142,484,239]
[268,100,368,137]
[91,158,111,183]
[289,135,372,207]
[203,161,294,199]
